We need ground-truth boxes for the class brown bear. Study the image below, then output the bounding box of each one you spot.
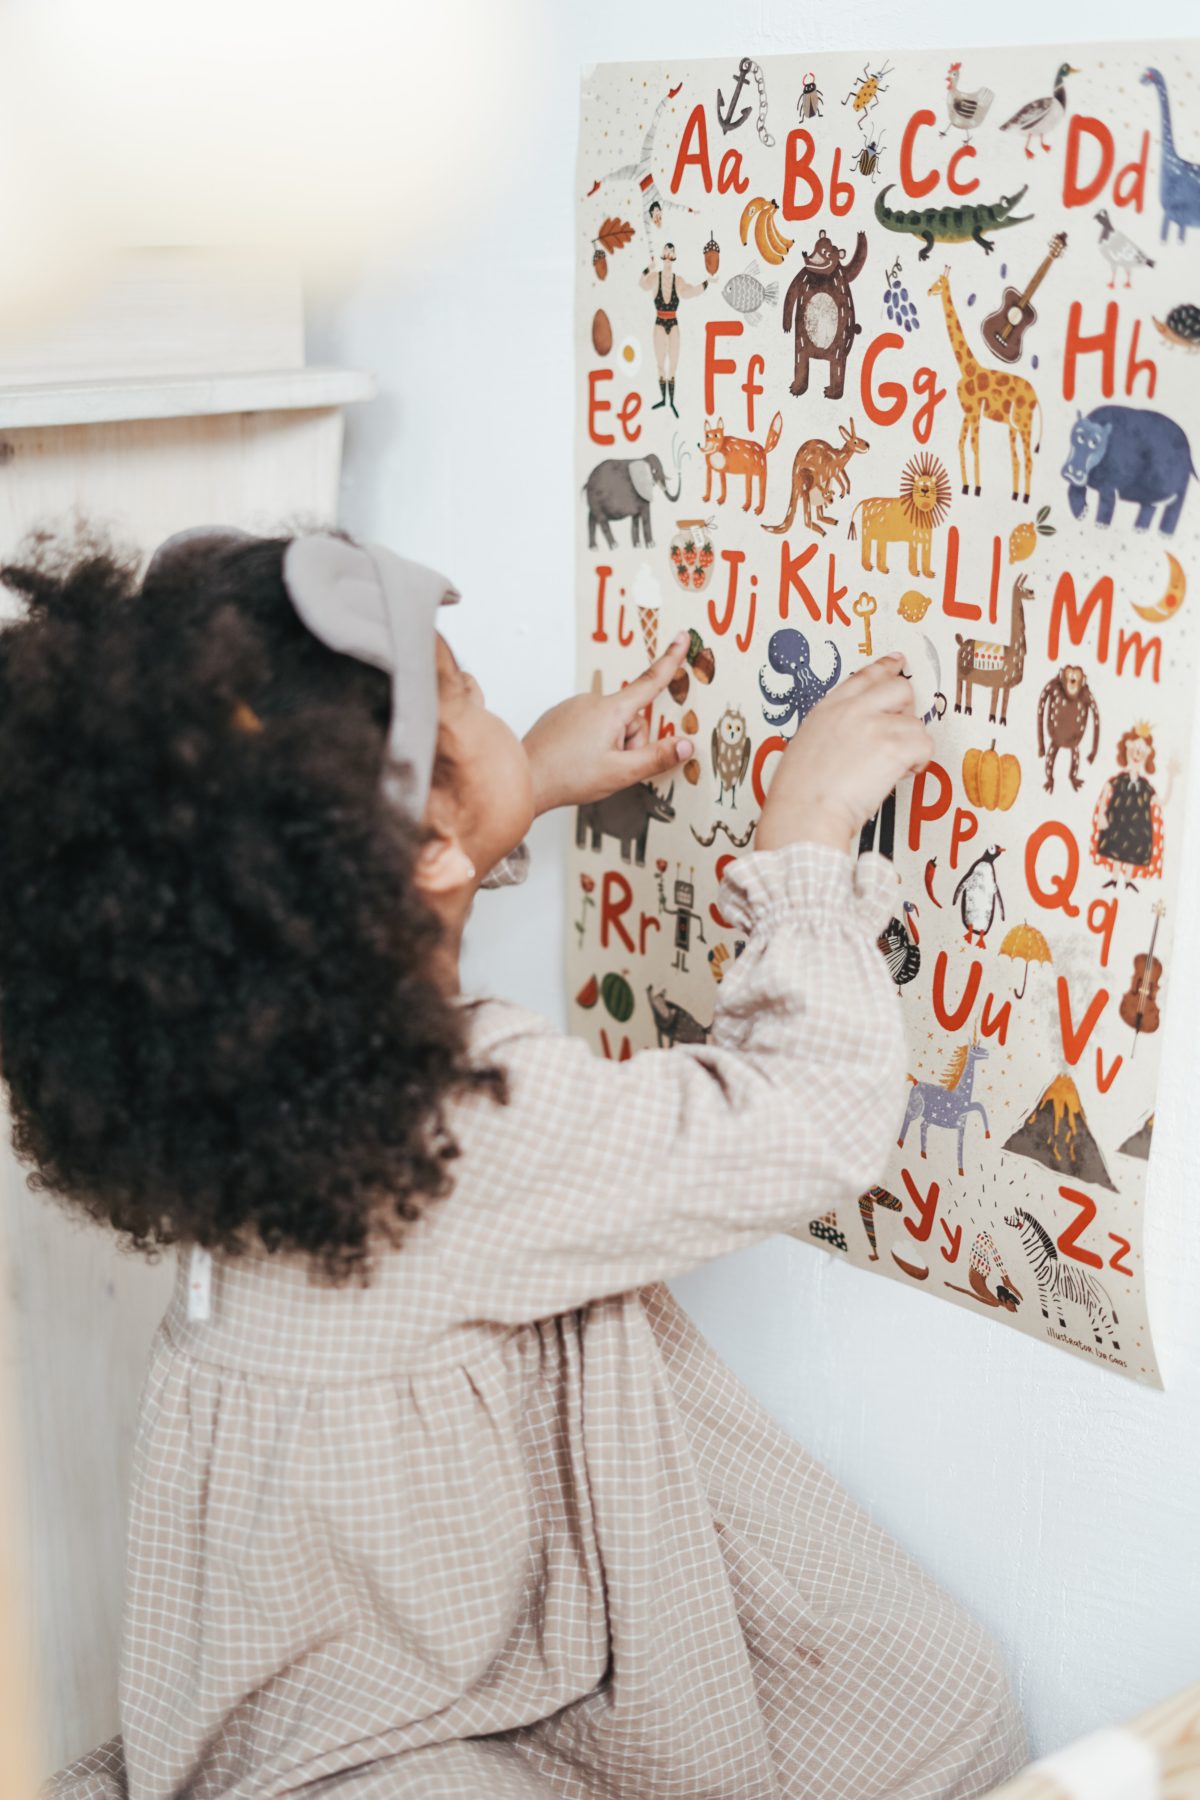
[782,229,868,402]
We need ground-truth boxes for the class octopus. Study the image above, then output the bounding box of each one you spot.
[758,628,842,734]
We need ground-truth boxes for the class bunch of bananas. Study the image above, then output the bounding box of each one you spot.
[739,196,793,266]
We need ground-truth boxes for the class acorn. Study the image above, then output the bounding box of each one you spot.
[668,667,690,704]
[703,230,720,277]
[686,627,716,684]
[593,247,608,281]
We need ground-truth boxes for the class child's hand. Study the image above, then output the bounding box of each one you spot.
[756,654,933,855]
[523,635,695,816]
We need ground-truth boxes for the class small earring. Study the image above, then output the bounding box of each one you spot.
[461,853,477,882]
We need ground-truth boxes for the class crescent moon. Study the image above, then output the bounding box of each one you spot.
[891,1250,930,1281]
[1132,552,1187,623]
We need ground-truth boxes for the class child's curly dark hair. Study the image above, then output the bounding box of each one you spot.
[0,525,506,1282]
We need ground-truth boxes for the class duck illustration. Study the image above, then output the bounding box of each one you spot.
[953,846,1006,947]
[1095,209,1155,289]
[1000,62,1079,157]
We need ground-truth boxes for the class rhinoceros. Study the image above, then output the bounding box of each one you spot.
[575,780,675,866]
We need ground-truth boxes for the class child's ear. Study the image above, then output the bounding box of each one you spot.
[414,832,477,896]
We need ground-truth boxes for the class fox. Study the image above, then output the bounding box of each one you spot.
[700,411,783,514]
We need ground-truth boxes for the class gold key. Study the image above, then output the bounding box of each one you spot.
[853,591,877,658]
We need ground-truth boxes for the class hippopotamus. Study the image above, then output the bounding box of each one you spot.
[1062,405,1195,535]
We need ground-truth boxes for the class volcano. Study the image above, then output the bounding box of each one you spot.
[1118,1115,1154,1161]
[1003,1072,1117,1192]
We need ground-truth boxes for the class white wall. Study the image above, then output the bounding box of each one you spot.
[306,0,1200,1762]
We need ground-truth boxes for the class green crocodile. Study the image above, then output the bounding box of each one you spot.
[874,184,1033,259]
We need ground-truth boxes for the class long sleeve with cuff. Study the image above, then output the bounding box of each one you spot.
[433,839,907,1322]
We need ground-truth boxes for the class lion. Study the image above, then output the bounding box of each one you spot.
[848,453,952,578]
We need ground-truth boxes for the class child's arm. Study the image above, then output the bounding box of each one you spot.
[434,658,930,1323]
[435,837,904,1324]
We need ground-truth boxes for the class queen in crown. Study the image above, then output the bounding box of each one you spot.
[1091,721,1165,892]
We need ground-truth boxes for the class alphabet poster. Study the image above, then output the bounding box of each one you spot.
[570,41,1200,1386]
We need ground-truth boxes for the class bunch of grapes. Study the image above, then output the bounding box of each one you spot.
[882,276,919,332]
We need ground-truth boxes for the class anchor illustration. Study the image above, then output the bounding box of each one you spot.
[716,57,753,134]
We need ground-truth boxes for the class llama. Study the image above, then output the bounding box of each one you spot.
[954,573,1035,724]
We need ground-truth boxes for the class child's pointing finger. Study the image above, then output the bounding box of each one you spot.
[616,632,691,716]
[620,732,694,786]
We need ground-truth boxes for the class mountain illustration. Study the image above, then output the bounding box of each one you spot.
[1117,1114,1154,1161]
[1002,1072,1117,1192]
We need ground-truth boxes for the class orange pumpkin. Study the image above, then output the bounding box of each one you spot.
[962,740,1021,811]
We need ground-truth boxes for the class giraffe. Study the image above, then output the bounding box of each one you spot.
[928,268,1041,503]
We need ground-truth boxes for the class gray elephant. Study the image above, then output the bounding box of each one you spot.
[584,455,681,549]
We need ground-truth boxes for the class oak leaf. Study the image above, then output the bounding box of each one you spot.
[597,217,634,254]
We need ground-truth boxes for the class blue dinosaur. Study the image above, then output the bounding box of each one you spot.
[1142,68,1200,242]
[759,629,841,734]
[1061,405,1195,536]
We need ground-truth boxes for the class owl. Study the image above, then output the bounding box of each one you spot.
[712,706,751,807]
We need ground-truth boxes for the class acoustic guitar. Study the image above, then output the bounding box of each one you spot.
[980,232,1067,364]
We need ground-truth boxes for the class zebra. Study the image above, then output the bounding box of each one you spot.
[1004,1206,1121,1350]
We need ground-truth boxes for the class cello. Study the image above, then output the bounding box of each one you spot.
[1120,901,1165,1053]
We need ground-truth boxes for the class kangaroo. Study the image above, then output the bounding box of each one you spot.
[700,411,783,513]
[762,418,871,535]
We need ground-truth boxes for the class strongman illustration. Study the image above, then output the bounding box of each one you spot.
[639,245,707,416]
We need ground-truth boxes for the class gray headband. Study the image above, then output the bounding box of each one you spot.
[143,526,459,816]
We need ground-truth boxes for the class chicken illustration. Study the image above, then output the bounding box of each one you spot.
[711,705,752,807]
[953,846,1006,947]
[941,63,994,142]
[1095,209,1155,289]
[999,61,1079,157]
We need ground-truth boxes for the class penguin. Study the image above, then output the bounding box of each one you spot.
[952,845,1006,947]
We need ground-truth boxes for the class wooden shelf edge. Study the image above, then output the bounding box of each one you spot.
[0,366,377,431]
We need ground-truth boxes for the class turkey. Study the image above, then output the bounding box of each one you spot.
[877,901,921,987]
[941,63,994,142]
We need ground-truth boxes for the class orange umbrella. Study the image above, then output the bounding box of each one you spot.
[999,922,1052,999]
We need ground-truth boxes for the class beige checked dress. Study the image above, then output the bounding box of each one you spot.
[50,842,1027,1800]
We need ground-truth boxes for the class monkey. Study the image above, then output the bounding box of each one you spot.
[1037,665,1101,793]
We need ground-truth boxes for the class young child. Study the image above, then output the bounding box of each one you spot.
[4,528,1027,1799]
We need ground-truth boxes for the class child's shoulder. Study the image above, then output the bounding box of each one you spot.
[457,994,558,1057]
